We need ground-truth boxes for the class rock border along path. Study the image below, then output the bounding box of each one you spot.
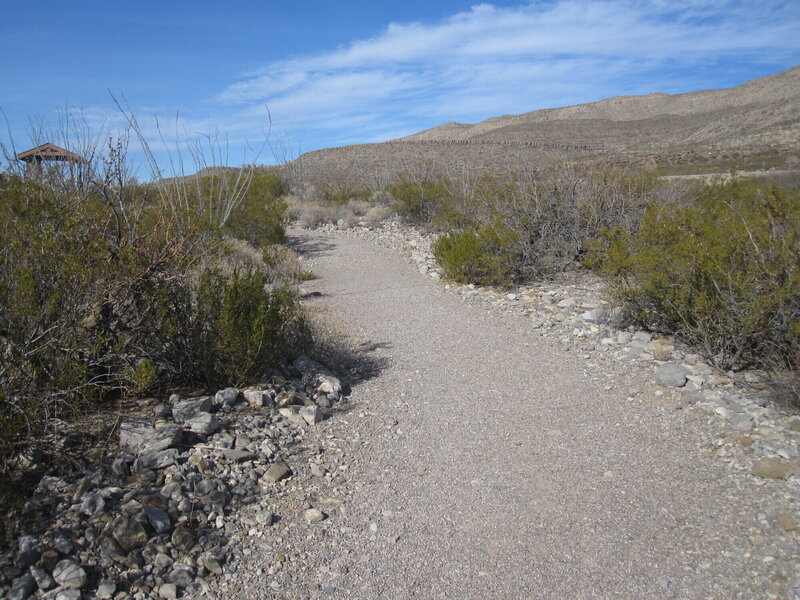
[224,224,798,600]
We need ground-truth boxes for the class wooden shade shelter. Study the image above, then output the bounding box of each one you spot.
[17,142,84,164]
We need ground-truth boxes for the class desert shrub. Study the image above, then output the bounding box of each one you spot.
[127,359,158,395]
[345,199,373,217]
[206,236,267,278]
[286,196,324,228]
[0,153,308,456]
[188,269,310,388]
[588,178,800,375]
[389,166,667,276]
[318,181,370,206]
[479,167,663,275]
[388,171,456,225]
[287,194,387,229]
[223,172,288,247]
[363,205,391,227]
[292,201,348,228]
[262,244,313,282]
[433,221,519,286]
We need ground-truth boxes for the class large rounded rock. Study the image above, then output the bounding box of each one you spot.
[111,516,149,551]
[198,554,223,575]
[119,420,155,453]
[303,508,326,523]
[96,580,116,599]
[52,559,87,589]
[120,421,183,454]
[30,565,55,591]
[243,389,269,408]
[656,363,689,387]
[300,404,323,425]
[133,448,180,472]
[185,412,220,436]
[264,461,291,483]
[8,572,36,600]
[751,457,793,479]
[169,564,195,586]
[144,505,172,534]
[172,397,212,424]
[214,387,240,407]
[171,526,196,552]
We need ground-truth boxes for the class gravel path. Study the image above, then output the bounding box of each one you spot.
[252,229,797,599]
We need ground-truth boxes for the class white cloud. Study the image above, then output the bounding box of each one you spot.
[87,1,800,162]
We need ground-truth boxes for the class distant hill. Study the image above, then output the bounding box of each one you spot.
[293,66,800,183]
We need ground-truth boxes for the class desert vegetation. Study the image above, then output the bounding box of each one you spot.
[0,131,310,460]
[588,178,799,386]
[377,165,800,395]
[384,165,673,279]
[282,166,391,229]
[287,155,795,395]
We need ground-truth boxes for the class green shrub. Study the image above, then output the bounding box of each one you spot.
[127,360,158,395]
[223,172,287,247]
[588,179,800,373]
[433,222,519,286]
[0,161,309,457]
[318,182,370,206]
[388,171,456,226]
[189,269,310,388]
[388,167,661,274]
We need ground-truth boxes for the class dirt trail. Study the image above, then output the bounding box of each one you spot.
[279,229,794,600]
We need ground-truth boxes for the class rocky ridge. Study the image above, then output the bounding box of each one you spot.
[293,66,800,185]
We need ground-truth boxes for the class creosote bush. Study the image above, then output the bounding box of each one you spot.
[0,146,307,457]
[588,178,800,382]
[189,269,310,388]
[388,170,457,226]
[387,166,668,283]
[433,223,519,286]
[222,171,288,247]
[318,181,371,206]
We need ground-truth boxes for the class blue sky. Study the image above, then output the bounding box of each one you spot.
[1,0,798,175]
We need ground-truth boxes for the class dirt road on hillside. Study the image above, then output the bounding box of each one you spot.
[233,229,797,600]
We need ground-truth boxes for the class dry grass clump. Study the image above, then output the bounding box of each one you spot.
[190,236,263,283]
[286,194,391,229]
[262,244,313,282]
[363,205,391,226]
[192,236,311,284]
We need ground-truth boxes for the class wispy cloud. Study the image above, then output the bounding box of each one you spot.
[208,0,799,153]
[75,0,800,164]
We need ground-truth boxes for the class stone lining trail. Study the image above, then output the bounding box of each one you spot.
[261,228,799,600]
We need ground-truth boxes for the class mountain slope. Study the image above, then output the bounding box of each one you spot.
[402,66,800,150]
[294,66,800,180]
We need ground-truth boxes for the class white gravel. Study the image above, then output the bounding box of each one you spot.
[215,228,799,600]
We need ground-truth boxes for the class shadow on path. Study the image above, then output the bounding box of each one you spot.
[311,334,391,398]
[286,232,337,260]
